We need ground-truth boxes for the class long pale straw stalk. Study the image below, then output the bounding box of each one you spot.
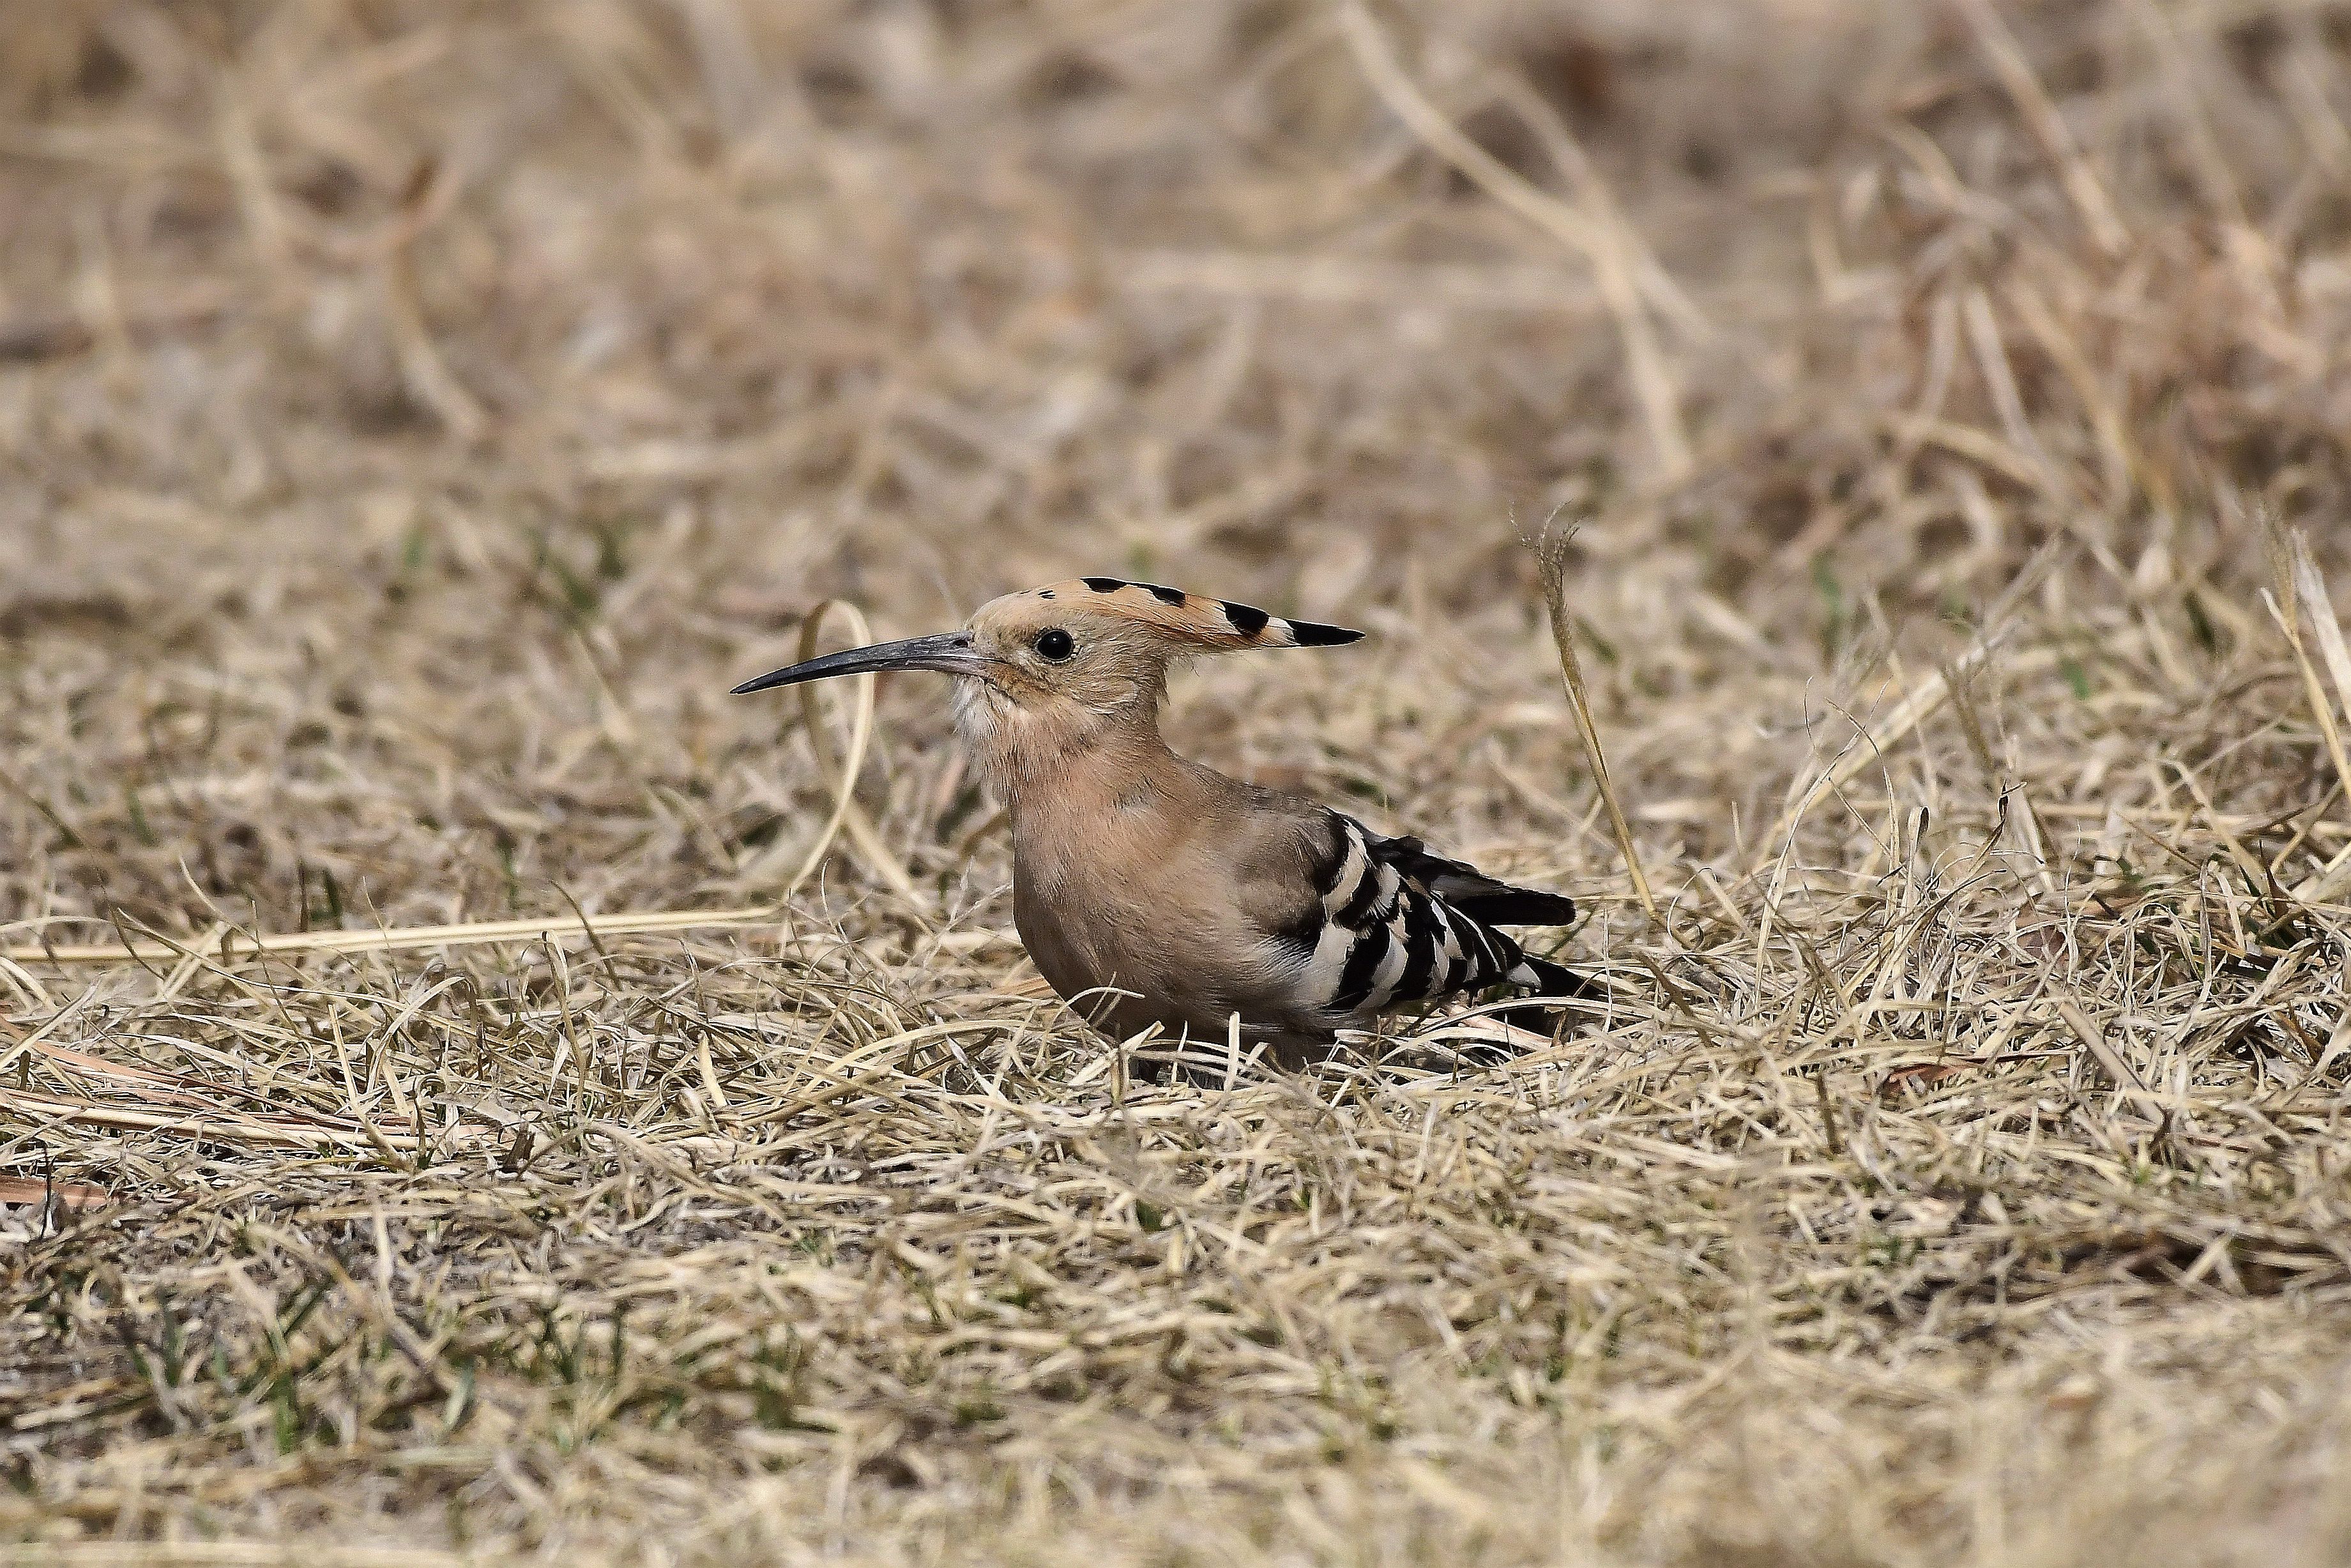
[1535,519,1657,925]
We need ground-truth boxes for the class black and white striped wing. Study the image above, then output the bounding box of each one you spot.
[1281,814,1556,1024]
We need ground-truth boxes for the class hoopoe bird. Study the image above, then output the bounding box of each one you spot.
[734,578,1585,1065]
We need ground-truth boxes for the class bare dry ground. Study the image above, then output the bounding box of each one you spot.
[5,1,2351,1563]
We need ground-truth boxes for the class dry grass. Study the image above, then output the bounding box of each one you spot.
[6,1,2351,1562]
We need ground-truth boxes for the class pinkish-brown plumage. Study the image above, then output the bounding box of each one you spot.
[734,577,1583,1067]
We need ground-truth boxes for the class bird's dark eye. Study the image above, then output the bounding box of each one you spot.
[1033,628,1076,662]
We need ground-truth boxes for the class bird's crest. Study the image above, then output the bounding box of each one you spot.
[1021,577,1363,650]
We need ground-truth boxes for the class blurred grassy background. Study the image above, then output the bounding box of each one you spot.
[5,2,2351,1563]
[1,0,2343,936]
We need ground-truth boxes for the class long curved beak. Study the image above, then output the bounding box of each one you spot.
[730,631,985,695]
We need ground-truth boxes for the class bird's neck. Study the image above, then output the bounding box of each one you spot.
[954,688,1183,816]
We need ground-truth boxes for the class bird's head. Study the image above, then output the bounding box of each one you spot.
[732,577,1363,775]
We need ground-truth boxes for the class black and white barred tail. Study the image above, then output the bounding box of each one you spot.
[1282,814,1584,1029]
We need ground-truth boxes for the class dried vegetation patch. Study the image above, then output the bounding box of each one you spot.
[4,1,2351,1563]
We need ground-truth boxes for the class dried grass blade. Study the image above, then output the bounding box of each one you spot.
[0,1086,419,1152]
[1958,0,2129,255]
[1534,521,1656,924]
[784,598,919,904]
[2276,534,2351,903]
[2260,586,2351,832]
[2053,996,2168,1125]
[0,906,795,967]
[1754,542,2064,873]
[1335,1,1690,482]
[2291,535,2351,764]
